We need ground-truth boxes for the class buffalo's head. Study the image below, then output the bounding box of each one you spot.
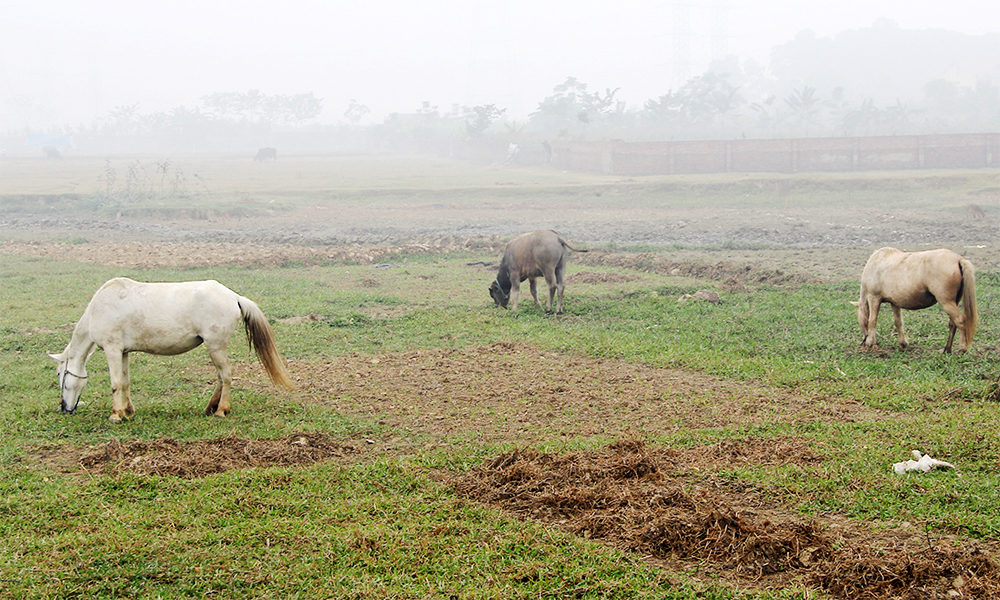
[489,280,509,308]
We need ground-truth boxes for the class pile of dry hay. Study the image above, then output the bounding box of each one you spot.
[452,440,1000,599]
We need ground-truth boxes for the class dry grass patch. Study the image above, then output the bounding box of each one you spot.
[452,440,1000,599]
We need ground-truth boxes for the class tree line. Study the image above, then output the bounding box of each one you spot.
[7,22,998,147]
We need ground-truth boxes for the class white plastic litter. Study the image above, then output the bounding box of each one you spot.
[892,450,956,475]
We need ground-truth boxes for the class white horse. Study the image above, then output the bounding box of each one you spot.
[853,247,977,353]
[50,278,294,422]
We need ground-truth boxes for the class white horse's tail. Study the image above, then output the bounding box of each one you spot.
[960,258,977,347]
[239,298,295,389]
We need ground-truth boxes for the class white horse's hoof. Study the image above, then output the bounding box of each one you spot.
[109,414,122,423]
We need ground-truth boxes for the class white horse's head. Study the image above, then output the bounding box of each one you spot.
[49,351,88,413]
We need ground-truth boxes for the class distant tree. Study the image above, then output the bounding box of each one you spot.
[201,92,243,120]
[784,86,822,132]
[644,72,744,128]
[530,77,623,132]
[748,95,784,134]
[165,106,209,137]
[463,104,506,138]
[281,92,324,126]
[104,103,142,135]
[840,98,882,135]
[199,90,321,127]
[344,99,371,125]
[881,99,918,133]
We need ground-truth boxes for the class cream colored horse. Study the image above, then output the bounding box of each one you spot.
[50,278,294,422]
[853,247,977,353]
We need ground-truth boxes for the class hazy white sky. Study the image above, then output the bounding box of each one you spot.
[1,0,998,127]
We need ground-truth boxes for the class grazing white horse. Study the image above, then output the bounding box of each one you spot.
[853,247,977,353]
[50,278,294,422]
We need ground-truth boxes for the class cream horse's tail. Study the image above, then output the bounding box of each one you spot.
[961,258,978,347]
[239,298,295,389]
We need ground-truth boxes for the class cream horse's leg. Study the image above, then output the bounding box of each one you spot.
[891,305,908,349]
[204,346,233,417]
[105,347,132,422]
[938,299,965,353]
[862,298,881,347]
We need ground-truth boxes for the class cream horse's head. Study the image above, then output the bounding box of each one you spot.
[49,350,89,413]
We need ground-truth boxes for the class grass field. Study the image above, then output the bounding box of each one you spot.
[1,154,999,599]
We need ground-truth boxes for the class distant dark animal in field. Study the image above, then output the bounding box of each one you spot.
[254,147,277,162]
[541,140,552,164]
[42,146,61,159]
[965,203,985,219]
[489,230,587,314]
[852,247,977,353]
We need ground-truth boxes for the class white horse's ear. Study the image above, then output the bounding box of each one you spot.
[849,301,860,307]
[48,353,64,362]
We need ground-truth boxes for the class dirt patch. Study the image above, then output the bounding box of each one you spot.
[0,238,508,269]
[288,342,879,452]
[577,251,823,287]
[451,441,1000,599]
[60,433,359,478]
[4,239,996,290]
[568,271,642,284]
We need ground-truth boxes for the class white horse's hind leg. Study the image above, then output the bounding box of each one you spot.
[105,347,130,422]
[204,346,233,417]
[891,305,908,349]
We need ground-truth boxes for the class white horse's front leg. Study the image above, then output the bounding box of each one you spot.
[891,305,908,349]
[121,351,135,417]
[204,347,233,417]
[105,347,130,422]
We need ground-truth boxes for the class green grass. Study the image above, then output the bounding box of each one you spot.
[2,159,1000,598]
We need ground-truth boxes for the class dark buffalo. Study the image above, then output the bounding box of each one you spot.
[253,147,277,162]
[489,230,586,314]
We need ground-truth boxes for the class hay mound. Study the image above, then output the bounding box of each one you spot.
[79,432,357,478]
[453,441,1000,599]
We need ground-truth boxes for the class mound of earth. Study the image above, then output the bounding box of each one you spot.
[452,440,1000,600]
[75,432,358,478]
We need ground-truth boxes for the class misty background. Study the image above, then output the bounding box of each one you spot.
[2,0,998,154]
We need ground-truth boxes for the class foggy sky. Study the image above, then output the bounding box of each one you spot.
[2,0,998,129]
